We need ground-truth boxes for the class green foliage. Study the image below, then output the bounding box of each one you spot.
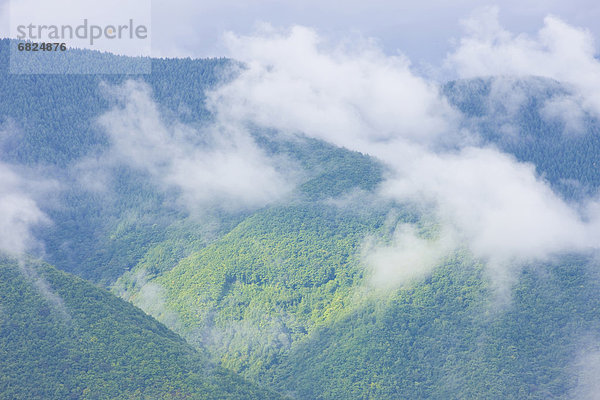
[0,38,385,286]
[0,38,237,284]
[269,255,600,399]
[144,204,391,380]
[3,41,600,399]
[254,132,385,201]
[0,39,231,166]
[0,258,281,399]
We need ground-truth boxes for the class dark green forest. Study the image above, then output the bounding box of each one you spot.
[1,39,600,399]
[0,258,281,399]
[444,77,600,199]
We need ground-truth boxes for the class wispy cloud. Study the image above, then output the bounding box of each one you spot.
[0,162,50,256]
[209,25,459,150]
[209,23,600,290]
[446,6,600,127]
[97,80,295,212]
[0,162,67,317]
[570,339,600,400]
[17,259,70,319]
[364,223,456,288]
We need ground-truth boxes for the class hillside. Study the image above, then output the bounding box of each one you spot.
[117,206,600,399]
[444,77,600,199]
[2,39,600,399]
[0,38,235,284]
[110,75,600,398]
[116,203,400,379]
[0,258,281,399]
[271,255,600,399]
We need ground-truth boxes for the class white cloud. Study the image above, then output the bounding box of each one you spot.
[0,163,49,256]
[209,25,458,150]
[365,224,456,287]
[0,153,65,314]
[446,7,600,124]
[447,7,595,80]
[18,259,70,319]
[382,146,598,262]
[210,24,600,289]
[541,95,587,133]
[570,340,600,400]
[98,80,294,212]
[115,269,182,331]
[0,161,67,317]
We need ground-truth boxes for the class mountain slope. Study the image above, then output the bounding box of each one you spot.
[0,38,236,284]
[111,77,600,398]
[3,40,600,399]
[270,256,600,399]
[444,77,600,199]
[0,258,281,399]
[116,203,403,380]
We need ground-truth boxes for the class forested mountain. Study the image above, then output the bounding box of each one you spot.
[0,39,235,284]
[271,255,600,399]
[0,258,281,399]
[444,77,600,199]
[2,38,600,399]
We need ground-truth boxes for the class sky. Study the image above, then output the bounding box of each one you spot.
[151,0,600,67]
[1,0,600,68]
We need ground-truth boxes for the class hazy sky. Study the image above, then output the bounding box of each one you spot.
[2,0,599,66]
[148,0,600,65]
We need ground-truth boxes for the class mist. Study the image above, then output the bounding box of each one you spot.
[364,223,457,288]
[0,162,68,317]
[0,162,49,256]
[207,20,600,290]
[570,338,600,400]
[446,6,600,127]
[97,80,295,213]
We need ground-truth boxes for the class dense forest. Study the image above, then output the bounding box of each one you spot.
[0,258,281,399]
[1,38,600,398]
[444,77,600,199]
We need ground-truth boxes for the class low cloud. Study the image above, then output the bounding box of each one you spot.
[98,80,294,212]
[541,95,587,134]
[446,6,600,128]
[446,6,597,84]
[382,146,599,262]
[209,23,600,289]
[570,340,600,400]
[0,162,49,256]
[209,25,459,150]
[114,269,182,331]
[0,162,66,317]
[365,224,456,288]
[18,259,70,319]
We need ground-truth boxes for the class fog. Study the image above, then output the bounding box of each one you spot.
[207,20,600,291]
[98,80,295,212]
[0,162,49,256]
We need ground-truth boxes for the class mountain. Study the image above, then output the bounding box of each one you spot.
[444,77,600,199]
[2,39,600,399]
[0,257,281,399]
[111,76,600,398]
[270,255,600,399]
[116,207,600,399]
[0,39,235,284]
